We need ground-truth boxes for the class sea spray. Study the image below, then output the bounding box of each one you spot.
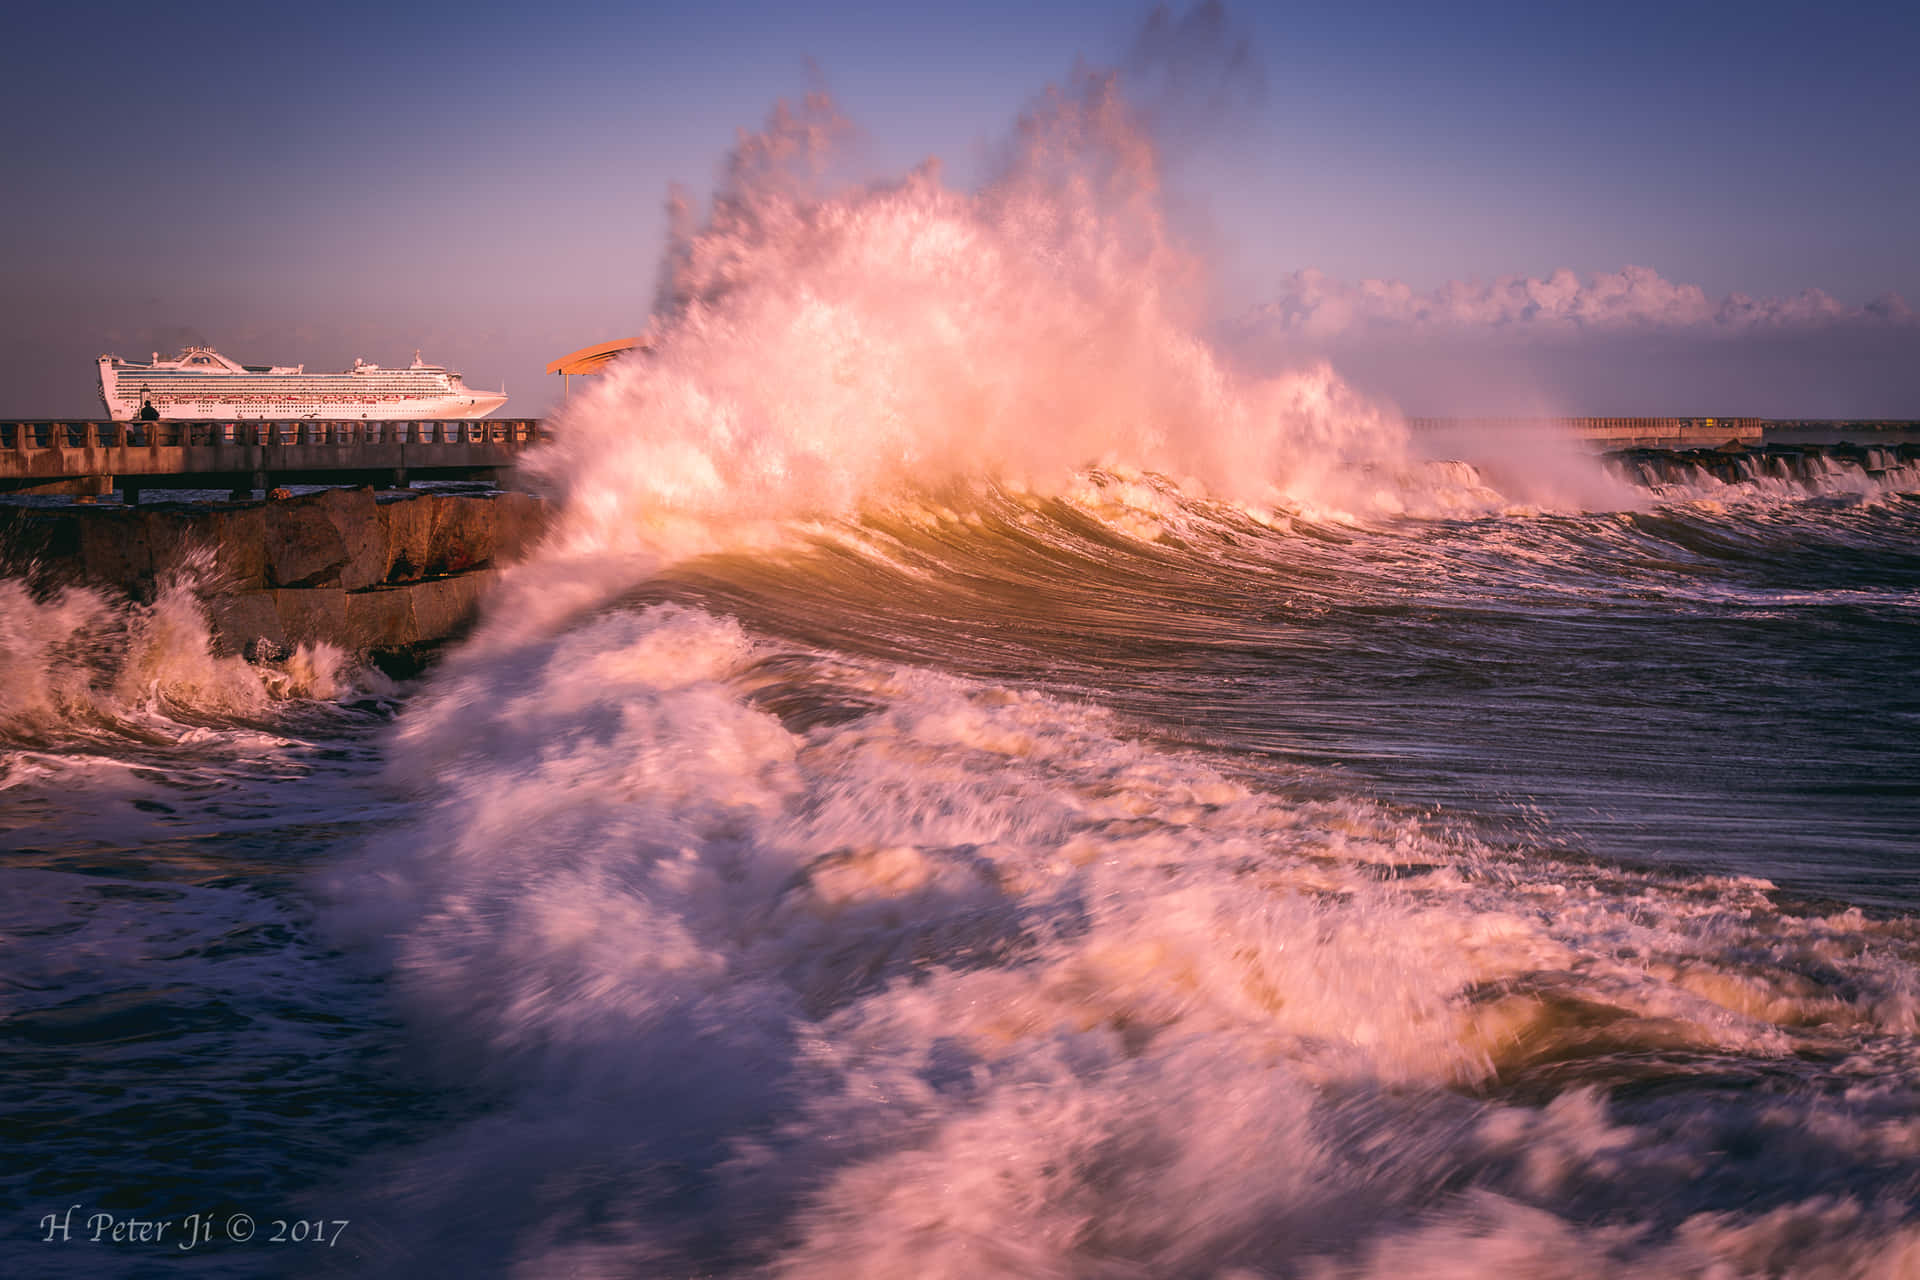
[0,554,350,745]
[523,79,1424,567]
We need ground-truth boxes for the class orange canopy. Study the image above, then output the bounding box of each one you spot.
[545,337,650,377]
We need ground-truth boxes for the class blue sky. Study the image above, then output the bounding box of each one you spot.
[3,0,1916,417]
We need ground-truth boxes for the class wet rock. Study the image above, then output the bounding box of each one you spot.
[79,508,197,602]
[270,587,349,647]
[243,635,288,664]
[343,586,418,652]
[408,571,493,642]
[428,496,495,574]
[198,505,269,589]
[266,498,350,588]
[380,493,437,582]
[3,487,549,671]
[321,488,388,591]
[206,592,289,660]
[490,490,548,562]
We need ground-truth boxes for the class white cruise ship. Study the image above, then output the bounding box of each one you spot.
[96,347,508,421]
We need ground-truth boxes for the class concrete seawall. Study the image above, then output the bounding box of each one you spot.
[2,488,549,672]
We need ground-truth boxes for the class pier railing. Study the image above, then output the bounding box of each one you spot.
[1,419,544,450]
[1,418,546,499]
[1407,416,1766,445]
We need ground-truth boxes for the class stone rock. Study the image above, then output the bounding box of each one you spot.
[6,488,544,673]
[429,496,495,575]
[193,576,495,667]
[380,493,437,583]
[343,587,418,652]
[79,509,197,601]
[259,488,383,589]
[489,490,550,562]
[270,587,349,648]
[266,498,349,588]
[196,505,269,590]
[320,488,387,591]
[409,571,493,641]
[206,591,288,659]
[72,509,145,590]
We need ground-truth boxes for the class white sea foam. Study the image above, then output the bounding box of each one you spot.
[1639,455,1920,507]
[0,557,351,747]
[321,57,1920,1280]
[325,597,1920,1275]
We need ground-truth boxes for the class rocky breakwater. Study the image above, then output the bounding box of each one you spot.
[1,488,549,673]
[1608,440,1920,488]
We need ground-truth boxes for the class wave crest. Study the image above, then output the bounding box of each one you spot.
[525,80,1418,564]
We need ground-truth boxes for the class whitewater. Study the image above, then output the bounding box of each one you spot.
[4,78,1919,1279]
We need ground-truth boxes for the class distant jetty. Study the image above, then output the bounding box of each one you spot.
[1409,417,1766,445]
[1410,417,1920,446]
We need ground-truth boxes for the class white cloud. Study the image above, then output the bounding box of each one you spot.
[1244,265,1913,338]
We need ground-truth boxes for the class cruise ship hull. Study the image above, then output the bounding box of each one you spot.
[97,348,508,422]
[98,393,511,422]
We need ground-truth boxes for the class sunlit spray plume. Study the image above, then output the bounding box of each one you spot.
[319,35,1920,1271]
[522,73,1423,574]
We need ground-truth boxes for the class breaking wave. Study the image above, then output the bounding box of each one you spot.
[315,69,1920,1278]
[326,589,1920,1276]
[522,81,1454,570]
[0,558,352,748]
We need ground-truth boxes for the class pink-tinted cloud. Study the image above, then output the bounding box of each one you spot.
[1246,265,1914,338]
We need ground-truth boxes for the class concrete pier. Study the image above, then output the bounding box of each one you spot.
[0,418,543,498]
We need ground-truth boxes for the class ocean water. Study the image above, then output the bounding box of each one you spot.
[5,82,1920,1279]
